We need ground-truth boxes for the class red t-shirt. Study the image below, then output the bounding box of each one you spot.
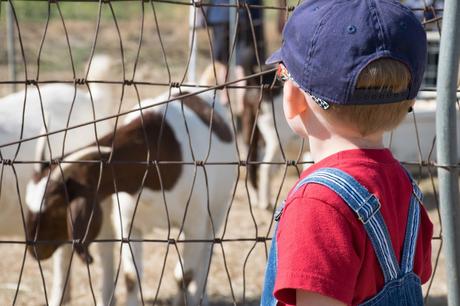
[274,149,433,306]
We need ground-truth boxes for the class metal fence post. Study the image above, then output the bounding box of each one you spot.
[229,0,237,85]
[6,2,17,92]
[436,0,460,304]
[188,0,198,83]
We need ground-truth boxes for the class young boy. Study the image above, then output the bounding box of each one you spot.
[261,1,433,305]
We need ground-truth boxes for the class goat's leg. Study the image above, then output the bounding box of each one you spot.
[98,241,116,306]
[241,100,261,206]
[112,192,143,306]
[49,245,72,306]
[257,115,281,210]
[234,66,247,116]
[122,228,143,306]
[173,228,213,306]
[98,197,116,306]
[258,145,280,210]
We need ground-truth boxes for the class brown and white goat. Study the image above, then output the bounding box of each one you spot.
[26,89,238,306]
[241,69,310,209]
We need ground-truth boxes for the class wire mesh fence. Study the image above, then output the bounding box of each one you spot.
[0,0,454,305]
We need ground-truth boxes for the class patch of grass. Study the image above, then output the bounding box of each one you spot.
[2,1,177,22]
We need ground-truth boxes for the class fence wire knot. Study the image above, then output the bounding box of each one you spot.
[195,160,204,167]
[239,160,247,167]
[421,160,435,167]
[256,236,267,243]
[121,238,130,244]
[236,2,246,9]
[213,238,222,244]
[100,157,109,165]
[26,79,38,86]
[168,238,176,245]
[287,160,297,166]
[191,1,202,8]
[1,159,13,166]
[170,82,181,88]
[51,158,62,165]
[74,78,86,85]
[124,79,134,86]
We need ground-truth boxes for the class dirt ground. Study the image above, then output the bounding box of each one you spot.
[0,171,449,306]
[0,1,450,305]
[0,173,279,306]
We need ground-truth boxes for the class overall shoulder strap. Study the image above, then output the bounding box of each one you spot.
[295,167,401,282]
[400,173,423,274]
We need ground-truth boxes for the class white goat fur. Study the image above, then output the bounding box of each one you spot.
[1,55,114,305]
[256,94,310,209]
[110,90,237,306]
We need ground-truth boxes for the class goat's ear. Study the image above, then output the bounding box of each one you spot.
[66,194,102,264]
[64,177,83,201]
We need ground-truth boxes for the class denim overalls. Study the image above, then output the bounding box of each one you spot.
[261,167,424,306]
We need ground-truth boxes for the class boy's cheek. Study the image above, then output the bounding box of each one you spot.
[282,83,307,120]
[287,115,309,138]
[283,95,304,120]
[282,97,308,137]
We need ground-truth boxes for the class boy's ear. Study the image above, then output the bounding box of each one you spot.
[283,81,308,119]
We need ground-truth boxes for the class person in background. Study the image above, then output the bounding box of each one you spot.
[277,0,287,33]
[202,0,265,114]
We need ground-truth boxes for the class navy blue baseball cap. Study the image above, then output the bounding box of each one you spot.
[267,0,427,107]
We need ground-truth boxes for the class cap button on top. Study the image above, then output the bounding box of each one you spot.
[347,25,357,34]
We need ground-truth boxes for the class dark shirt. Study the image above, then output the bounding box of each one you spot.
[207,0,263,25]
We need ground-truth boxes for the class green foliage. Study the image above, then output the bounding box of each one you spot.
[4,1,146,22]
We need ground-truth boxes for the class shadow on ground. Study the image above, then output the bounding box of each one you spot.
[147,297,260,305]
[148,296,446,306]
[426,295,447,306]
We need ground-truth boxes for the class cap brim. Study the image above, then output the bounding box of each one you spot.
[265,48,283,65]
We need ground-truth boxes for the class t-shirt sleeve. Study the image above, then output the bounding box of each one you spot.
[274,196,362,305]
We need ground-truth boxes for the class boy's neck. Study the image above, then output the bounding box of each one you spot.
[308,132,385,162]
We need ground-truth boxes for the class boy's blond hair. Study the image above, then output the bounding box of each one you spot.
[322,58,414,136]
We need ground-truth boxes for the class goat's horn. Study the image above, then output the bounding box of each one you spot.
[50,146,112,182]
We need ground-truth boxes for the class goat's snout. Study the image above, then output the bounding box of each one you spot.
[72,239,94,264]
[67,196,103,265]
[25,178,70,261]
